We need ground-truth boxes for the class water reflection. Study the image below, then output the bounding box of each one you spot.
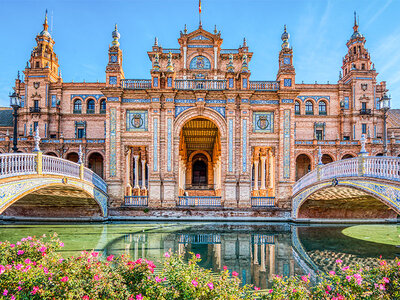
[0,222,398,288]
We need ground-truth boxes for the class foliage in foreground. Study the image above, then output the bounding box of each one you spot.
[0,234,399,299]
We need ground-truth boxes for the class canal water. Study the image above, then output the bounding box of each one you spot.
[0,222,398,289]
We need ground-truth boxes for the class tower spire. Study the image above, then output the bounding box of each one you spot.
[353,11,359,32]
[43,9,49,32]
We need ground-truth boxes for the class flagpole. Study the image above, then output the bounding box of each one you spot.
[199,0,202,27]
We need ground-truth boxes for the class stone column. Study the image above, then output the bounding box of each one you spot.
[125,147,132,196]
[254,159,259,191]
[254,244,259,265]
[141,159,146,189]
[134,155,139,189]
[260,243,266,272]
[260,156,266,190]
[269,244,275,278]
[268,149,274,195]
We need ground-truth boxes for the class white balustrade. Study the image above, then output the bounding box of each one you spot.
[293,156,400,195]
[249,81,279,91]
[175,79,227,90]
[0,153,107,194]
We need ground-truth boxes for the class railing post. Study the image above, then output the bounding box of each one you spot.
[78,145,84,180]
[33,128,42,175]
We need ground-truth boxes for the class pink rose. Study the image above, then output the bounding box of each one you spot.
[301,275,308,283]
[17,250,24,255]
[335,259,343,264]
[254,286,260,290]
[207,282,214,290]
[223,266,227,270]
[155,276,162,283]
[195,254,201,259]
[107,255,114,262]
[329,271,335,275]
[59,242,64,247]
[82,296,89,300]
[268,289,273,294]
[232,271,238,277]
[31,286,39,295]
[0,265,5,275]
[192,279,198,287]
[3,290,8,296]
[383,277,389,283]
[91,252,99,258]
[136,295,143,300]
[164,252,170,258]
[61,276,68,282]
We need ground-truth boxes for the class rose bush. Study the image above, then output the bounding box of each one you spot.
[0,235,399,299]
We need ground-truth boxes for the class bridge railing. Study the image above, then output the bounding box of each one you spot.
[0,153,37,178]
[0,153,107,194]
[293,156,400,195]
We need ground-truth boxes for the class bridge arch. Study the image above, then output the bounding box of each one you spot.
[292,156,400,220]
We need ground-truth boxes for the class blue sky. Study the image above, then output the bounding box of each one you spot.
[0,0,399,107]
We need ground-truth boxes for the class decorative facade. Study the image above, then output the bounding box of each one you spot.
[1,12,398,214]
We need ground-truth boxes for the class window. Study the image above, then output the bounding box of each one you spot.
[353,47,356,54]
[34,100,39,108]
[344,97,349,109]
[33,122,38,133]
[362,124,367,134]
[73,99,82,114]
[35,62,39,68]
[361,63,365,70]
[316,130,323,140]
[77,128,85,139]
[305,101,314,115]
[318,101,327,115]
[295,101,300,115]
[100,100,106,114]
[87,99,95,114]
[343,136,350,141]
[361,102,367,110]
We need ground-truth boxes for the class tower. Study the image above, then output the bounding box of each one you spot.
[276,25,295,90]
[106,24,124,87]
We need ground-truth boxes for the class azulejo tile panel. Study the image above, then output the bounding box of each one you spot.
[175,106,192,117]
[109,108,117,177]
[228,119,233,172]
[153,118,158,172]
[283,109,291,179]
[242,119,248,173]
[167,118,172,172]
[126,110,148,132]
[253,112,274,133]
[210,106,225,118]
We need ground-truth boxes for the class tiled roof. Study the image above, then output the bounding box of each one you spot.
[0,108,13,127]
[388,109,400,129]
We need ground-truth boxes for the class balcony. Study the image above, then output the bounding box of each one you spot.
[73,109,82,114]
[100,109,106,114]
[29,107,41,113]
[175,79,227,90]
[121,79,151,89]
[86,109,95,114]
[249,81,279,91]
[319,111,327,116]
[360,109,372,115]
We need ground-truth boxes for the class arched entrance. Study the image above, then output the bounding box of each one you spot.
[66,152,79,163]
[296,154,311,181]
[342,154,354,159]
[45,152,58,157]
[178,118,221,196]
[88,152,104,178]
[321,154,333,164]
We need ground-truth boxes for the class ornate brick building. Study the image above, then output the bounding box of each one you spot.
[1,12,397,213]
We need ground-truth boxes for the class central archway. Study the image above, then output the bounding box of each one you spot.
[178,117,221,196]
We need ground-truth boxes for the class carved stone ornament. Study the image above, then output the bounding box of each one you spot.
[33,82,40,89]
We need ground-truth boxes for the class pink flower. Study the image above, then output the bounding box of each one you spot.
[192,279,198,287]
[59,242,64,247]
[16,242,21,246]
[38,246,46,253]
[11,295,15,300]
[336,259,343,264]
[24,259,32,264]
[61,276,68,282]
[223,266,227,270]
[293,289,297,293]
[380,260,387,266]
[164,252,170,258]
[379,284,386,290]
[397,261,400,266]
[346,275,351,282]
[269,289,273,294]
[254,286,260,290]
[17,250,24,255]
[94,274,100,281]
[17,287,21,291]
[0,265,5,275]
[195,254,201,259]
[3,290,8,296]
[136,295,143,300]
[207,282,214,290]
[91,252,99,258]
[232,271,238,277]
[342,266,349,271]
[82,296,89,300]
[27,236,32,240]
[31,286,39,295]
[155,276,162,283]
[107,255,114,262]
[326,285,332,291]
[383,277,390,283]
[10,244,15,248]
[301,275,309,283]
[329,271,336,275]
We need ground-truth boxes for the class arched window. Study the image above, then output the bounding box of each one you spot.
[100,100,106,114]
[73,99,82,114]
[295,101,300,115]
[318,101,327,115]
[87,99,95,114]
[189,56,211,70]
[305,101,313,115]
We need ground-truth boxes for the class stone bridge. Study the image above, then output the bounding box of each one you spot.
[0,152,108,219]
[292,155,400,220]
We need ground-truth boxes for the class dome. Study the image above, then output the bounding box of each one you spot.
[351,31,363,39]
[39,30,51,38]
[112,25,120,40]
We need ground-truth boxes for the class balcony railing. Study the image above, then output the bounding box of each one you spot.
[124,196,148,206]
[251,197,275,207]
[249,81,279,91]
[86,109,95,114]
[100,109,106,114]
[360,109,372,115]
[73,109,82,114]
[175,79,227,90]
[178,196,221,207]
[29,107,41,113]
[121,79,152,89]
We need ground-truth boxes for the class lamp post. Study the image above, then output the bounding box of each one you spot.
[9,91,21,153]
[379,93,391,156]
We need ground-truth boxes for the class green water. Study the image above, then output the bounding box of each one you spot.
[0,222,398,289]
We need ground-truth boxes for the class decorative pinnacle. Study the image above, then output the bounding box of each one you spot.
[243,37,247,47]
[353,11,359,32]
[154,37,158,47]
[184,24,187,34]
[33,127,41,152]
[281,25,290,49]
[214,25,217,34]
[43,9,49,31]
[78,145,84,164]
[112,23,120,47]
[359,134,368,156]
